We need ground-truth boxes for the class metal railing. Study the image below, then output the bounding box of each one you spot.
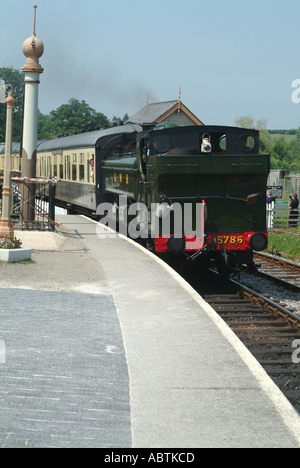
[0,177,57,231]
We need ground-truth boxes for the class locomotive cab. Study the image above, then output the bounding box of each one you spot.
[144,124,270,271]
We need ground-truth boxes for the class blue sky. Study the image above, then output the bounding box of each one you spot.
[1,0,300,129]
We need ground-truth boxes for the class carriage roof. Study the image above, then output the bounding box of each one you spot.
[36,124,143,152]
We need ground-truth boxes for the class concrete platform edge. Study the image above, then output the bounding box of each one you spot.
[83,216,300,446]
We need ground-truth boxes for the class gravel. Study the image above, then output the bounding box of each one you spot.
[237,271,300,317]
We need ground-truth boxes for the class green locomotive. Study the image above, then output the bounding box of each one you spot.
[103,122,269,270]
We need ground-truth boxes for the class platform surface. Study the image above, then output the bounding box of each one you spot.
[0,214,300,448]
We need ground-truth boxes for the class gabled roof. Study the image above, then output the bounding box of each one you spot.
[127,100,204,126]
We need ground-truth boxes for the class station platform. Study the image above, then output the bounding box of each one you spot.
[1,214,300,448]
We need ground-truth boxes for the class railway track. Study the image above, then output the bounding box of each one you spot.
[253,252,300,290]
[183,267,300,414]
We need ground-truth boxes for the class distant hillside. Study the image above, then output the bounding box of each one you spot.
[268,132,296,143]
[268,129,297,135]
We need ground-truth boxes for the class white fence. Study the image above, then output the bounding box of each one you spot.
[267,202,299,228]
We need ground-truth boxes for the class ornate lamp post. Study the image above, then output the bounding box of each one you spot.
[20,4,44,222]
[0,92,15,236]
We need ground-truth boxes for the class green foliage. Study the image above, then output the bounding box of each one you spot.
[296,128,300,146]
[259,130,272,154]
[235,115,268,130]
[0,66,24,142]
[270,135,300,171]
[272,137,289,162]
[235,115,300,172]
[112,113,129,124]
[38,98,110,139]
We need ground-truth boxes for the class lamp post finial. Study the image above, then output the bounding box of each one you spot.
[33,5,37,36]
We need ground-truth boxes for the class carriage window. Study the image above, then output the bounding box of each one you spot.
[53,164,57,177]
[72,165,77,181]
[60,164,64,179]
[90,154,95,183]
[65,155,71,180]
[79,164,85,181]
[47,156,51,177]
[37,157,41,176]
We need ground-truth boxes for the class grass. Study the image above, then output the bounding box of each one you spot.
[0,259,35,265]
[267,230,300,262]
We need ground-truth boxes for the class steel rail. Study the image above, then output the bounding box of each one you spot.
[229,277,300,329]
[254,251,300,271]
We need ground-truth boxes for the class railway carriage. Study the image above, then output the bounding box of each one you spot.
[103,123,269,270]
[36,124,142,213]
[0,142,22,176]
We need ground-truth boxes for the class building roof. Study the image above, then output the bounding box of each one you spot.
[127,100,204,126]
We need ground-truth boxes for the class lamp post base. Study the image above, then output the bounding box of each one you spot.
[0,218,13,237]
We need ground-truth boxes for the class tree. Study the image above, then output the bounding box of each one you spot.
[272,137,288,162]
[0,67,24,142]
[37,98,110,139]
[37,111,53,140]
[235,115,255,129]
[295,128,300,146]
[269,137,300,170]
[235,115,268,130]
[112,113,129,124]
